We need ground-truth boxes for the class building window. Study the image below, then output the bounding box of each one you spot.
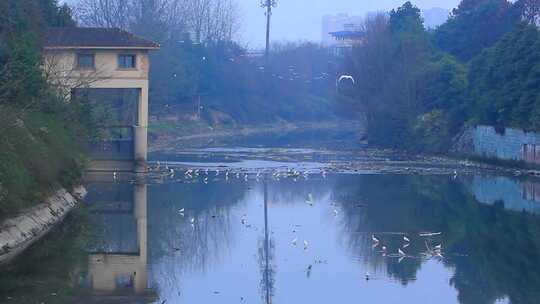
[118,54,137,69]
[76,53,95,69]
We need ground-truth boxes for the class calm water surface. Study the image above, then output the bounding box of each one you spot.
[83,171,540,304]
[2,148,540,304]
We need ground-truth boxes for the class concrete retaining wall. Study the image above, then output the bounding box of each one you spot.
[0,186,87,265]
[455,125,540,163]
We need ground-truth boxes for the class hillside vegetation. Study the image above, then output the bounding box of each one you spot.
[342,0,540,152]
[0,0,91,216]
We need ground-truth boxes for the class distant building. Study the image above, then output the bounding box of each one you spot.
[322,14,363,46]
[43,27,160,173]
[328,23,364,57]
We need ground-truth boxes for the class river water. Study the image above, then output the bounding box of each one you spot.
[2,148,540,304]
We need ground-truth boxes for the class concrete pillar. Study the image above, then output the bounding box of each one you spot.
[134,85,149,173]
[133,125,148,173]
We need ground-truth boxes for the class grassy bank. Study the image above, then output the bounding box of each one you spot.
[0,1,90,217]
[0,107,86,217]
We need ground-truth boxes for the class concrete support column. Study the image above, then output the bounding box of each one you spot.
[134,85,149,173]
[133,125,148,173]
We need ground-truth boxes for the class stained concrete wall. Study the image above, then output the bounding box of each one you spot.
[456,125,540,163]
[0,186,87,265]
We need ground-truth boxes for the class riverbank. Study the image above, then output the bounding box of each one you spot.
[0,186,86,265]
[149,120,366,152]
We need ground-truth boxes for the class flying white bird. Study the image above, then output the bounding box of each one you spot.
[190,218,195,224]
[338,75,355,84]
[333,209,339,216]
[403,236,410,243]
[398,248,406,256]
[303,240,309,250]
[372,235,380,243]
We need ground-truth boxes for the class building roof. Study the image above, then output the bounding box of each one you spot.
[329,30,364,40]
[44,27,160,50]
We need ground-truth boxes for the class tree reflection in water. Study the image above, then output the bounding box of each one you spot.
[81,173,540,304]
[335,175,540,303]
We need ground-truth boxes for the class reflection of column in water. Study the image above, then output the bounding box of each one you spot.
[264,177,270,304]
[259,175,276,304]
[134,182,148,293]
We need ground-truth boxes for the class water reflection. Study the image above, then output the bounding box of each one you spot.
[79,173,540,304]
[81,179,156,303]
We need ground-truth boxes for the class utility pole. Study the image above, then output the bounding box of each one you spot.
[261,0,277,68]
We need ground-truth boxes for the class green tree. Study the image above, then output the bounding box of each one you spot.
[434,0,519,61]
[468,23,540,131]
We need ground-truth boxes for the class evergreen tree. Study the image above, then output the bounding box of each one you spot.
[434,0,519,61]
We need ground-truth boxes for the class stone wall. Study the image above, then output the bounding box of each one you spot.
[455,125,540,163]
[0,186,87,265]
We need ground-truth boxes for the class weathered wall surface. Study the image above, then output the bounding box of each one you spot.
[0,186,87,265]
[464,175,540,214]
[454,125,540,163]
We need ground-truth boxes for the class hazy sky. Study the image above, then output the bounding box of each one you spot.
[238,0,461,47]
[62,0,462,47]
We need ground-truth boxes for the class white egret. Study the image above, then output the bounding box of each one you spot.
[338,75,355,84]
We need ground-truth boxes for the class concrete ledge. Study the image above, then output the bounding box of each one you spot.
[0,185,87,265]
